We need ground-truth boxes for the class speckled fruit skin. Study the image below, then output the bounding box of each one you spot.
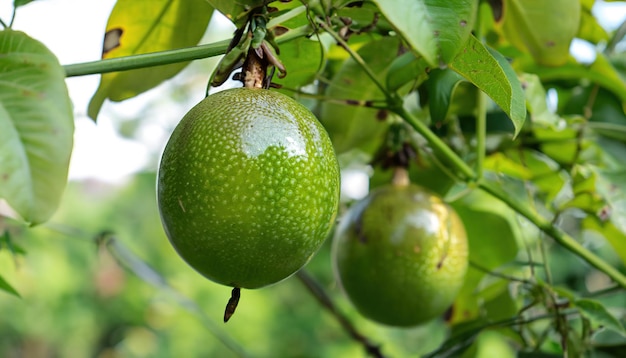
[158,88,340,289]
[332,184,468,327]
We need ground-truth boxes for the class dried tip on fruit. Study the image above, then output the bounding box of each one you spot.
[224,287,241,323]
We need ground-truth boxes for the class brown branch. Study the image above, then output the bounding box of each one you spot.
[295,270,386,358]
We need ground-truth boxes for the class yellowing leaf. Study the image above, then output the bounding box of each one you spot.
[88,0,213,120]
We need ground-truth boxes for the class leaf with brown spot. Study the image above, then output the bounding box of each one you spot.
[88,0,213,120]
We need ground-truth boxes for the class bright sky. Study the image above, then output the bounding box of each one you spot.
[1,0,625,190]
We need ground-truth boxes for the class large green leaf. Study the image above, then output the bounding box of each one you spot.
[373,0,477,66]
[88,0,213,120]
[501,0,580,66]
[320,37,400,154]
[0,30,74,225]
[450,35,527,136]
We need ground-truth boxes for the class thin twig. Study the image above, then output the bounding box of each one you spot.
[584,284,622,298]
[295,270,386,358]
[425,308,580,357]
[469,261,532,285]
[278,86,388,108]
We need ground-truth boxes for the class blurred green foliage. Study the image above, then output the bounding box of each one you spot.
[0,173,451,357]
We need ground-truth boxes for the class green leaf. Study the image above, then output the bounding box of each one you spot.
[489,150,567,204]
[559,169,604,214]
[273,37,322,90]
[521,73,561,127]
[451,189,521,270]
[482,282,519,322]
[373,0,477,66]
[14,0,35,7]
[583,88,626,142]
[523,53,626,109]
[464,330,517,358]
[319,37,400,154]
[207,0,264,23]
[424,318,487,357]
[0,230,26,256]
[483,153,532,180]
[0,30,74,225]
[533,123,579,165]
[449,35,527,137]
[385,52,429,92]
[578,5,609,44]
[582,169,626,264]
[88,0,213,120]
[575,298,626,336]
[0,274,19,298]
[426,69,465,122]
[501,0,580,66]
[583,216,626,265]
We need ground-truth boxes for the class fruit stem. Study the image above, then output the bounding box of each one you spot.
[391,167,410,187]
[224,287,241,322]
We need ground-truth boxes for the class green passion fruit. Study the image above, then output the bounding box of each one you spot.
[332,183,468,327]
[158,88,340,289]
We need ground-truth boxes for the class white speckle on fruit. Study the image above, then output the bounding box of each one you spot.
[158,88,340,289]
